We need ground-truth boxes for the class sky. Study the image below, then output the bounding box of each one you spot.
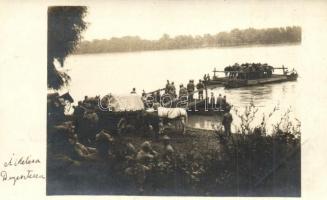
[82,0,304,41]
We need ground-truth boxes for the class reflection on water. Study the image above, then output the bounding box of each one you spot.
[65,45,301,131]
[188,114,223,130]
[189,80,298,130]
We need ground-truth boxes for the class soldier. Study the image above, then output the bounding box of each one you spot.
[135,141,158,193]
[187,80,195,101]
[95,130,114,156]
[125,142,136,158]
[179,84,188,98]
[162,135,174,161]
[84,95,88,103]
[78,129,115,163]
[131,88,136,94]
[155,91,161,103]
[136,141,158,165]
[165,80,170,94]
[196,79,204,100]
[222,106,233,137]
[222,95,228,110]
[142,90,146,98]
[170,82,176,98]
[216,94,223,110]
[209,92,215,109]
[73,101,85,130]
[69,132,97,160]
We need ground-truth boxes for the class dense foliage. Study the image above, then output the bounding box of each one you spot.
[75,26,301,54]
[48,6,88,90]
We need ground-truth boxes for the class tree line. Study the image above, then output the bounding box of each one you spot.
[75,26,301,54]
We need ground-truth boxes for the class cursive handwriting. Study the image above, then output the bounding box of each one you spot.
[1,170,45,185]
[3,154,41,167]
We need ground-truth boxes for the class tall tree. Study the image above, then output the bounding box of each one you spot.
[48,6,88,90]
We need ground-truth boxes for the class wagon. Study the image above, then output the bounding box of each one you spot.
[97,94,146,134]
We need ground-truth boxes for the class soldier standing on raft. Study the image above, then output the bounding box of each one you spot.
[196,80,204,100]
[222,95,228,110]
[179,84,188,98]
[216,94,223,110]
[187,80,195,101]
[155,91,161,103]
[165,80,170,94]
[209,92,215,109]
[171,82,177,98]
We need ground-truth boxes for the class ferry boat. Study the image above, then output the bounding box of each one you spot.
[204,64,298,88]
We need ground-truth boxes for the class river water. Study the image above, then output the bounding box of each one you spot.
[65,44,302,131]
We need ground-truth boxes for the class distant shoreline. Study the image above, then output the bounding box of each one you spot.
[73,42,301,56]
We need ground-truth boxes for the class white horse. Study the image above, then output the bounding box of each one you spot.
[157,107,188,134]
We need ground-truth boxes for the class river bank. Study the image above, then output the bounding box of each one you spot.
[74,42,301,56]
[47,108,301,196]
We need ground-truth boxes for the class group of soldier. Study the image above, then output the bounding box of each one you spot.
[164,79,206,101]
[224,63,274,80]
[138,79,207,105]
[49,116,176,193]
[208,93,229,110]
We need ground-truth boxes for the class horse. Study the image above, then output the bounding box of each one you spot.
[156,107,188,134]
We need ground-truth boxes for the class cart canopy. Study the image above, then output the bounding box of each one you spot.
[107,94,145,112]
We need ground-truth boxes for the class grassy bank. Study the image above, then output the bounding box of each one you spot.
[47,105,301,196]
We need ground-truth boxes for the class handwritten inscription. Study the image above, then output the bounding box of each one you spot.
[1,154,45,186]
[1,170,45,185]
[3,154,41,167]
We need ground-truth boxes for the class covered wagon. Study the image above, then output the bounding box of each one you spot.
[97,94,146,133]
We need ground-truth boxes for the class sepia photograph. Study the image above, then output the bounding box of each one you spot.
[46,2,303,196]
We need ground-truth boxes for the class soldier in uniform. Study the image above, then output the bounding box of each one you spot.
[155,91,161,103]
[222,95,228,110]
[222,106,233,137]
[131,88,136,94]
[216,94,223,110]
[165,80,170,94]
[170,82,176,98]
[135,141,158,193]
[162,135,174,161]
[209,92,215,109]
[179,84,188,98]
[72,101,85,132]
[142,90,146,98]
[187,80,195,101]
[137,141,158,160]
[196,80,204,100]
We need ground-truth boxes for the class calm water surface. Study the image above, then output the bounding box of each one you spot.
[65,45,302,131]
